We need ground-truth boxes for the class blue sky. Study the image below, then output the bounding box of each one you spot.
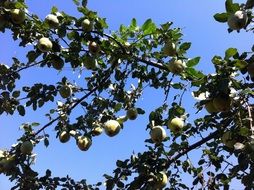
[0,0,253,189]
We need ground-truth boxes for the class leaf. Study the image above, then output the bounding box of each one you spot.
[27,51,40,63]
[185,68,205,79]
[31,122,40,127]
[235,60,248,69]
[51,6,58,14]
[44,137,49,147]
[225,48,237,60]
[130,18,137,30]
[141,19,156,35]
[17,105,25,116]
[179,42,191,51]
[12,90,20,98]
[225,0,240,13]
[213,13,228,23]
[186,57,201,67]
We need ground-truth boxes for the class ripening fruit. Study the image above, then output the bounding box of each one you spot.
[150,126,166,144]
[83,56,97,70]
[45,14,59,29]
[127,108,138,120]
[81,19,93,32]
[91,124,103,136]
[20,141,33,155]
[52,57,64,70]
[247,63,254,78]
[104,120,121,137]
[162,41,176,56]
[77,136,92,151]
[154,172,168,189]
[168,117,184,134]
[59,85,72,99]
[213,96,231,112]
[222,131,235,148]
[227,10,248,30]
[0,156,15,172]
[205,100,218,114]
[59,131,70,143]
[88,41,100,54]
[10,9,26,24]
[167,59,185,74]
[37,37,53,52]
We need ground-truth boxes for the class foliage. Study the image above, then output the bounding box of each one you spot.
[1,0,254,189]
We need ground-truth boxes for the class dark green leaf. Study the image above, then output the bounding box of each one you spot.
[179,42,191,51]
[225,0,240,13]
[213,13,228,23]
[17,105,25,116]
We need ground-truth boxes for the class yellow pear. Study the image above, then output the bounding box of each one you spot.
[154,171,168,189]
[167,59,184,74]
[77,136,92,151]
[168,117,184,134]
[20,141,33,155]
[104,120,121,137]
[37,37,53,52]
[81,19,93,32]
[45,14,59,28]
[59,131,70,143]
[127,108,138,120]
[150,126,167,144]
[10,9,25,24]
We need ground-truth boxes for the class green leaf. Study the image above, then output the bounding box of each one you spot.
[130,18,137,30]
[12,90,20,98]
[213,13,228,23]
[225,48,237,60]
[185,68,205,79]
[51,6,58,14]
[186,57,201,67]
[179,42,191,51]
[141,19,156,35]
[235,60,248,69]
[31,122,40,127]
[72,0,79,6]
[225,0,240,13]
[114,103,122,112]
[27,51,40,63]
[17,105,25,116]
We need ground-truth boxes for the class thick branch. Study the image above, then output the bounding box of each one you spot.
[167,118,232,166]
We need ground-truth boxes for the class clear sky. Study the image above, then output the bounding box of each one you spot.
[0,0,253,189]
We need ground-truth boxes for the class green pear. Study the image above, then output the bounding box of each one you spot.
[10,9,25,24]
[20,141,33,155]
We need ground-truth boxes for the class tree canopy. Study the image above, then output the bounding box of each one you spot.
[1,0,254,189]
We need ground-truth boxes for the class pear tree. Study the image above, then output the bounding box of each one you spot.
[1,0,254,189]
